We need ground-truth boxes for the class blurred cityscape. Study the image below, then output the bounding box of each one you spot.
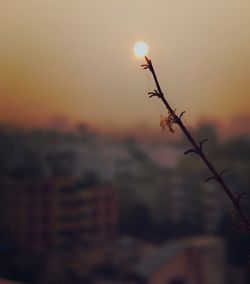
[0,122,249,284]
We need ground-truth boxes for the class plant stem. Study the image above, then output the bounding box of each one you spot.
[142,56,250,229]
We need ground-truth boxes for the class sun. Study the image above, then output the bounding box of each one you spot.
[134,41,149,58]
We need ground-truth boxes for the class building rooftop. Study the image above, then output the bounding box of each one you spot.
[134,240,186,277]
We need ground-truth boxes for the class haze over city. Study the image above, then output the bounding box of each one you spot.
[0,0,250,136]
[1,1,250,284]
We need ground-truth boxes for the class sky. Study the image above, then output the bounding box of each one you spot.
[0,0,250,134]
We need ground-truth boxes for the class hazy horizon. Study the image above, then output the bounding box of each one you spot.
[1,0,250,135]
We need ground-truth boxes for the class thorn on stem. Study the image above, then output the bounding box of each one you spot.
[239,192,247,198]
[148,94,157,98]
[204,175,216,182]
[219,170,226,178]
[145,56,151,66]
[236,192,247,206]
[232,221,249,232]
[141,64,149,70]
[184,148,197,155]
[199,138,208,148]
[179,111,186,120]
[142,57,153,71]
[148,90,160,98]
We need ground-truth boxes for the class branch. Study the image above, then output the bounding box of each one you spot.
[204,175,217,183]
[141,56,250,230]
[179,111,186,120]
[236,192,247,206]
[148,89,161,99]
[199,138,208,148]
[184,148,197,155]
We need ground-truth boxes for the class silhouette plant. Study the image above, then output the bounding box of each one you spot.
[141,56,250,230]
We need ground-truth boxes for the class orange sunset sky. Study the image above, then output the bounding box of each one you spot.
[0,1,250,134]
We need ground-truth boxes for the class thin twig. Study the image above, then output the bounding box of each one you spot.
[142,56,250,229]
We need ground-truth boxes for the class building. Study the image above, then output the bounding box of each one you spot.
[9,234,225,284]
[132,237,225,284]
[82,236,226,284]
[0,176,118,252]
